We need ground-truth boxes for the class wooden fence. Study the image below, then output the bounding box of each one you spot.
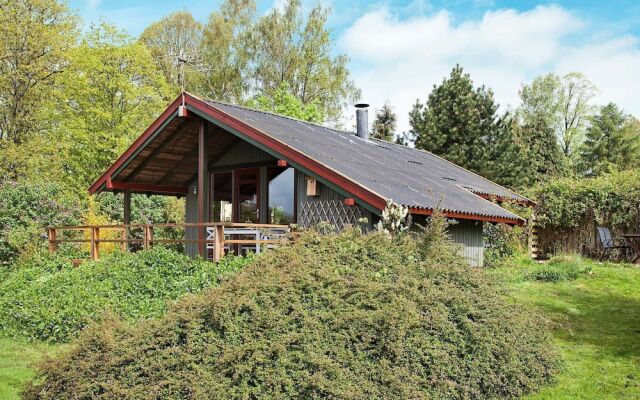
[47,222,289,262]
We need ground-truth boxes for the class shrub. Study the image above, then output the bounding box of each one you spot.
[484,223,526,267]
[0,181,83,266]
[527,254,593,282]
[25,229,558,399]
[0,247,250,342]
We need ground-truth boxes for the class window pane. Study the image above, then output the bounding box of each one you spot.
[211,172,232,222]
[268,167,294,224]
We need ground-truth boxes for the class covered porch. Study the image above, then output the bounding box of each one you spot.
[84,102,300,260]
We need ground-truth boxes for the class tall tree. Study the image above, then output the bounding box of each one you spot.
[0,0,78,144]
[519,72,597,158]
[248,82,325,123]
[201,0,255,103]
[53,23,171,191]
[578,103,640,176]
[139,11,204,92]
[251,0,359,121]
[410,65,499,175]
[372,103,397,142]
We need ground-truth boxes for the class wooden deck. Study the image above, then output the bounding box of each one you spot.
[47,222,290,262]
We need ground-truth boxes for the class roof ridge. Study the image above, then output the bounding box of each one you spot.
[189,92,358,138]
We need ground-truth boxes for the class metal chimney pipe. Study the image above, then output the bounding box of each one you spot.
[355,103,369,140]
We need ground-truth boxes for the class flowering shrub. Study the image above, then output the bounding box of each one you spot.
[376,199,410,236]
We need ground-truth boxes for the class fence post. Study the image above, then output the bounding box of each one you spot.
[121,226,127,252]
[143,225,153,250]
[90,227,100,261]
[214,225,224,262]
[48,228,57,253]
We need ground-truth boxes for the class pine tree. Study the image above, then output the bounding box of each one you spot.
[578,103,640,176]
[371,103,396,142]
[410,65,499,175]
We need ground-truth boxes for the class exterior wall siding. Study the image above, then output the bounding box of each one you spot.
[185,181,198,258]
[448,219,484,267]
[295,170,373,230]
[213,140,275,168]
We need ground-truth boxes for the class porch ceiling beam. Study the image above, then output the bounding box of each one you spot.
[155,146,198,185]
[125,119,192,181]
[108,181,188,195]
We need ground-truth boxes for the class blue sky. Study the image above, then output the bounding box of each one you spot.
[69,0,640,131]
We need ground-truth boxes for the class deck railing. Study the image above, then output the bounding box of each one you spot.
[46,222,290,262]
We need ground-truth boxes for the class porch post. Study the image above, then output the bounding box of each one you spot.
[123,190,131,251]
[197,119,209,257]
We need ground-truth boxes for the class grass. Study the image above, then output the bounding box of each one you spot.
[1,254,638,399]
[0,338,60,400]
[491,254,640,399]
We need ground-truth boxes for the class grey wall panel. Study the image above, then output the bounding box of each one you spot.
[296,170,373,229]
[213,140,275,168]
[448,219,484,267]
[185,181,198,258]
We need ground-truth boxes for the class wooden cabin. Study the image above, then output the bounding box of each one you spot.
[82,92,530,266]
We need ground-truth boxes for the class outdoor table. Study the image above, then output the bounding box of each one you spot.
[621,234,640,264]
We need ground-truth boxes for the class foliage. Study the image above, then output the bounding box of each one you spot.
[577,103,640,177]
[139,11,205,92]
[247,82,325,123]
[526,255,593,282]
[0,0,78,183]
[51,22,171,191]
[0,180,83,266]
[0,0,78,145]
[95,192,183,224]
[0,247,250,342]
[518,72,598,158]
[371,103,397,141]
[376,199,410,237]
[530,169,640,230]
[410,65,499,176]
[25,229,557,399]
[483,223,525,268]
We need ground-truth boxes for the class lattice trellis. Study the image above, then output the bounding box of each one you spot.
[299,200,364,231]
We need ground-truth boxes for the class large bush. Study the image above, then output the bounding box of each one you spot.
[0,181,83,266]
[25,228,558,399]
[0,247,249,342]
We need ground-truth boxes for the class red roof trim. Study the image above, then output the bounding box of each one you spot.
[88,92,526,224]
[409,207,524,226]
[88,95,184,195]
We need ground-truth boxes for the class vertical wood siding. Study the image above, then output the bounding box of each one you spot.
[448,219,484,267]
[185,181,198,258]
[295,171,373,229]
[213,140,275,168]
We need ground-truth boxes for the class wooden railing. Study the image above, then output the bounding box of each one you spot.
[46,222,290,262]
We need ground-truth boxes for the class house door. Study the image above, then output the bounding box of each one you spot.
[234,168,260,223]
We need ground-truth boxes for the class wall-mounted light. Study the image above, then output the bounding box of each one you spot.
[192,185,197,195]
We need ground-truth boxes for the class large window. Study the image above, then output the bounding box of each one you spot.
[268,167,295,224]
[211,171,232,222]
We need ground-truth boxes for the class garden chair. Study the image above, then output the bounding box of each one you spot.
[596,227,631,261]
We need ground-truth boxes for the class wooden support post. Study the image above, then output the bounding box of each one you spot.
[90,227,100,261]
[214,225,224,262]
[48,228,57,253]
[197,119,209,257]
[123,190,131,251]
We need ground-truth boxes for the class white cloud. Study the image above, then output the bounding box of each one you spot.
[339,5,640,134]
[86,0,102,10]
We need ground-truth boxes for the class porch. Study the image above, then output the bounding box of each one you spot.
[47,222,290,262]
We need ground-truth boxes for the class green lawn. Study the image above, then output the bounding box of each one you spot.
[0,338,59,400]
[492,256,640,399]
[1,256,639,399]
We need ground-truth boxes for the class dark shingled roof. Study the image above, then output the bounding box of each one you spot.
[202,96,528,222]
